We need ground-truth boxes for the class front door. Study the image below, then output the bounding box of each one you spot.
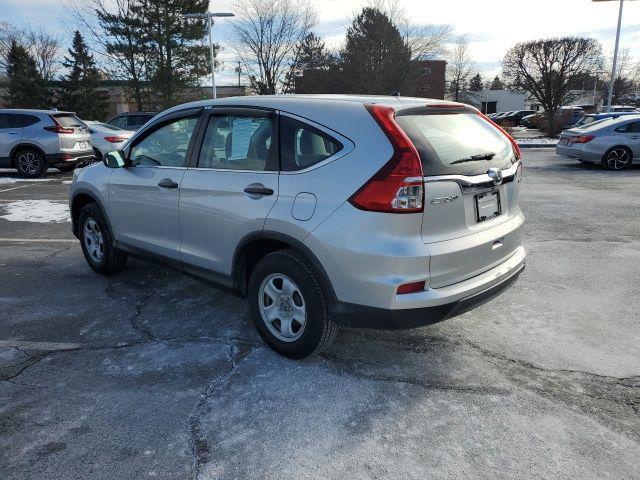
[108,111,201,264]
[179,108,279,281]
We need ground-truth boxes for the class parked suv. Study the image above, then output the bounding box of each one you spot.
[0,109,93,177]
[106,112,157,131]
[69,96,526,358]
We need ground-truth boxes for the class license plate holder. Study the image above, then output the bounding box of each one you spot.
[475,190,501,222]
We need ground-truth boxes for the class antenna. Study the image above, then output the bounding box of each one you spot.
[391,59,413,97]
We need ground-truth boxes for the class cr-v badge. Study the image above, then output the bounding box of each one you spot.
[431,195,459,205]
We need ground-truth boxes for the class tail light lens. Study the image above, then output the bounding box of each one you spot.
[104,136,129,143]
[45,116,74,134]
[477,112,521,161]
[573,135,594,143]
[349,104,424,213]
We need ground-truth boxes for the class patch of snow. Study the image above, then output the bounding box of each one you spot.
[0,176,55,185]
[0,200,70,223]
[517,138,558,145]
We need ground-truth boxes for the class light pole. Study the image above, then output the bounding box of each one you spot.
[183,11,235,100]
[592,0,637,111]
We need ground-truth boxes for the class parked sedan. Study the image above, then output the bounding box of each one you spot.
[556,114,640,170]
[84,121,133,163]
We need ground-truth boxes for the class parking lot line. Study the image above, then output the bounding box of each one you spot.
[0,185,33,193]
[0,238,78,243]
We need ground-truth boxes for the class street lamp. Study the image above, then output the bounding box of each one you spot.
[183,11,235,100]
[592,0,637,111]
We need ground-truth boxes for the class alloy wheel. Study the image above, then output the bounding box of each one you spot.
[17,152,41,176]
[258,273,307,342]
[605,148,630,170]
[83,218,105,263]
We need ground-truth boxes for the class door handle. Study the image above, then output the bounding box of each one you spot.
[158,178,179,189]
[244,185,274,196]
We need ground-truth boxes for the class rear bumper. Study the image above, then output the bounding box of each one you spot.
[45,150,94,166]
[333,246,526,329]
[555,144,601,162]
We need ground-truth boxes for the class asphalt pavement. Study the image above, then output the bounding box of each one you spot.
[0,153,639,479]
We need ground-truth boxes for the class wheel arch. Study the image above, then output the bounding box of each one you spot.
[10,143,47,166]
[232,231,337,303]
[70,188,114,241]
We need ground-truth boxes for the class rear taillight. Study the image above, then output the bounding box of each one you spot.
[45,117,74,134]
[349,104,424,214]
[477,112,521,161]
[573,135,594,143]
[104,136,129,143]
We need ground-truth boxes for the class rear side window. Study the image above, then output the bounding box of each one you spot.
[394,112,514,176]
[197,112,276,171]
[6,114,40,128]
[280,116,343,171]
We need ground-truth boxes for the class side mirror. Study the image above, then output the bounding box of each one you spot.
[103,151,126,168]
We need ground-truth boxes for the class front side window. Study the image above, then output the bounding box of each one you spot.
[129,116,199,167]
[280,116,343,171]
[197,113,275,171]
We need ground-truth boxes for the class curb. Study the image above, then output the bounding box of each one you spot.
[518,143,557,149]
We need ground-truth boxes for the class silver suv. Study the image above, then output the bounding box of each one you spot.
[0,109,93,177]
[69,96,526,358]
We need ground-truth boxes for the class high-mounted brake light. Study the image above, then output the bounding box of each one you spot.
[44,116,74,134]
[349,104,424,213]
[477,111,521,161]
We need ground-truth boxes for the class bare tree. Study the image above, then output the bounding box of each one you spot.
[230,0,316,94]
[24,26,61,81]
[0,21,60,81]
[447,35,474,102]
[503,37,603,135]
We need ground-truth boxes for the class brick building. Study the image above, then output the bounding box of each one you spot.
[411,60,446,100]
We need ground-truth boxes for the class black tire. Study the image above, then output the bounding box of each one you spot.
[56,164,76,172]
[602,146,632,171]
[14,148,47,178]
[78,203,127,275]
[92,148,103,163]
[248,250,338,359]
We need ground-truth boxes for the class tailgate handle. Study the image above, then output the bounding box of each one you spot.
[492,240,503,250]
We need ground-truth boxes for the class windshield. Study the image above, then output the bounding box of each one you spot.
[395,111,514,176]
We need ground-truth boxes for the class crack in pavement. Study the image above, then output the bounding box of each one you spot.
[188,343,259,480]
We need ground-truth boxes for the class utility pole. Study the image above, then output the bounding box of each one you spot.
[182,11,235,100]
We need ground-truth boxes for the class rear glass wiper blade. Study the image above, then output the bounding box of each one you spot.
[450,152,496,164]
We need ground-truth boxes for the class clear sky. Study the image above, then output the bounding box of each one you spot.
[3,0,640,85]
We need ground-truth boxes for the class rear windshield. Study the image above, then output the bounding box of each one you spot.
[54,114,85,128]
[395,111,514,176]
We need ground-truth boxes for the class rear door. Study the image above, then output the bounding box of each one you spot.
[395,108,523,287]
[179,107,279,280]
[108,109,202,264]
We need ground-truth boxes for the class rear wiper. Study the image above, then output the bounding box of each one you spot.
[450,152,496,164]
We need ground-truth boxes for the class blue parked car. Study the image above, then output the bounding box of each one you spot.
[570,111,639,129]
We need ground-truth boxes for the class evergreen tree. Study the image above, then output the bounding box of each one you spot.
[339,7,411,95]
[58,31,108,120]
[490,75,504,90]
[284,33,336,93]
[469,73,483,91]
[4,40,49,108]
[133,0,210,108]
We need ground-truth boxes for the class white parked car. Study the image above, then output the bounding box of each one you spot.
[84,121,134,164]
